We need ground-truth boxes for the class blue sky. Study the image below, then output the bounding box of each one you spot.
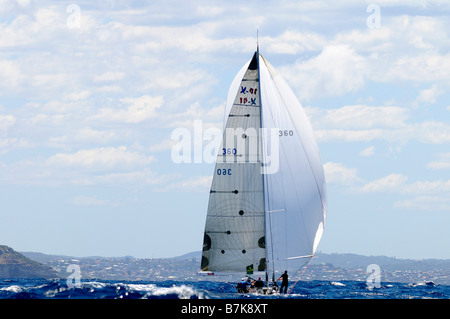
[0,0,449,260]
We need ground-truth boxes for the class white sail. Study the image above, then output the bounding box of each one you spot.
[201,50,326,278]
[201,53,266,274]
[259,55,327,277]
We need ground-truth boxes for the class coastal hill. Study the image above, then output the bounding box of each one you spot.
[19,250,450,285]
[0,245,58,279]
[2,244,448,284]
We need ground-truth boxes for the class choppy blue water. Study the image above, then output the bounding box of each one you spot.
[0,279,448,299]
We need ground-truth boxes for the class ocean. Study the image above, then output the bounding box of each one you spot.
[1,278,447,317]
[0,278,448,299]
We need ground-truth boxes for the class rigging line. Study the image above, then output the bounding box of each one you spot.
[256,29,259,49]
[258,56,278,279]
[256,46,270,280]
[287,255,314,295]
[260,72,278,280]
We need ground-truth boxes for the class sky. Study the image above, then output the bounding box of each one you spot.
[0,0,449,260]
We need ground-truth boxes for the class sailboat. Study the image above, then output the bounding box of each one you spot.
[200,45,327,294]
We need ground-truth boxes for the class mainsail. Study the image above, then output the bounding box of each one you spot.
[201,48,327,281]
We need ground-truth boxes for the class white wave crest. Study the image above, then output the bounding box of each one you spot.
[1,285,23,293]
[142,284,203,299]
[329,281,345,286]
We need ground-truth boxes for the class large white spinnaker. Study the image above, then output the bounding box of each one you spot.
[259,55,327,278]
[201,51,327,279]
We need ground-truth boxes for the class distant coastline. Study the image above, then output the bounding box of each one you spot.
[16,249,450,285]
[0,245,58,279]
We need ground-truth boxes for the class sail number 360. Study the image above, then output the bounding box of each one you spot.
[279,130,294,137]
[222,148,237,155]
[217,168,232,176]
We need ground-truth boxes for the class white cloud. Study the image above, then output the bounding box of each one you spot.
[382,52,450,82]
[306,104,407,142]
[323,162,362,186]
[0,151,167,187]
[323,162,450,211]
[275,14,450,103]
[46,146,154,170]
[159,175,212,193]
[0,60,22,90]
[356,174,450,203]
[146,70,211,90]
[417,122,450,144]
[90,95,163,124]
[415,84,443,105]
[282,45,366,100]
[196,6,224,17]
[427,152,450,170]
[149,139,177,153]
[116,21,254,55]
[404,179,450,195]
[334,27,392,52]
[73,127,117,144]
[394,196,450,211]
[0,3,449,197]
[0,114,16,132]
[265,30,326,55]
[306,105,450,144]
[17,0,30,8]
[308,105,408,129]
[94,72,126,83]
[34,7,60,26]
[91,168,175,186]
[360,146,375,157]
[389,15,449,51]
[66,90,91,102]
[70,195,118,207]
[0,138,30,154]
[360,173,409,193]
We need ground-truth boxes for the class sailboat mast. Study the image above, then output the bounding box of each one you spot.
[256,29,259,49]
[256,41,270,284]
